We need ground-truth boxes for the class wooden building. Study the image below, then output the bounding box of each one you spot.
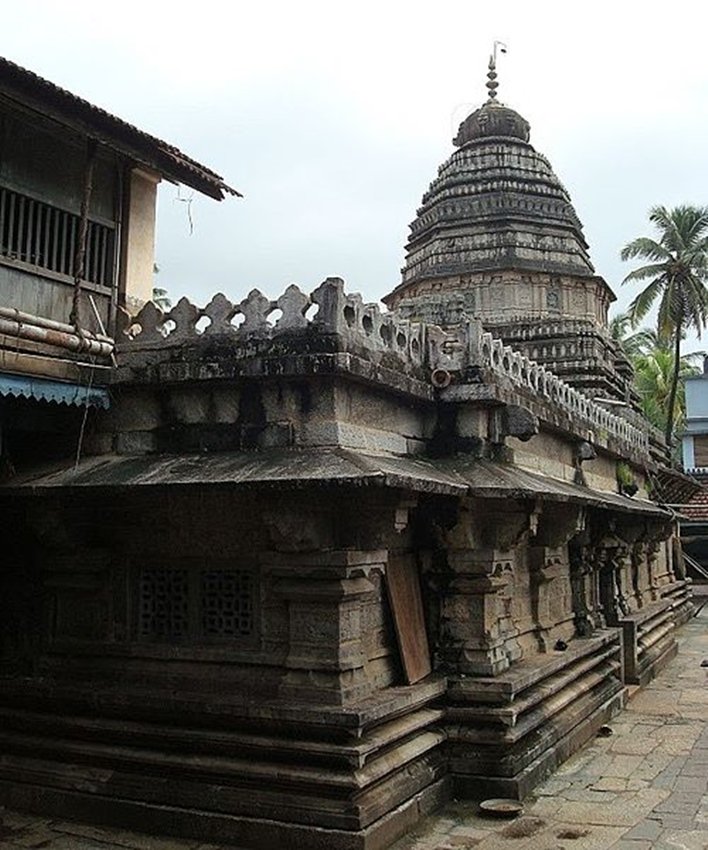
[0,57,236,473]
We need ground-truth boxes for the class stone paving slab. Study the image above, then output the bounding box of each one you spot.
[390,600,708,850]
[1,601,706,849]
[0,809,242,850]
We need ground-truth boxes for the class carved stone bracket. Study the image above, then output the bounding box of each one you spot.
[489,403,539,444]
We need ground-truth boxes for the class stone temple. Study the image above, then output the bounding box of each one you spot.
[0,56,695,850]
[385,59,634,402]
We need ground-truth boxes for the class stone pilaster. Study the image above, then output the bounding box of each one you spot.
[432,500,531,675]
[595,538,629,625]
[528,545,573,651]
[439,547,519,675]
[614,543,632,616]
[630,542,650,609]
[528,503,583,649]
[647,540,663,600]
[269,549,384,705]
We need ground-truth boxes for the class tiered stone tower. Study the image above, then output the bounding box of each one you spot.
[384,54,633,400]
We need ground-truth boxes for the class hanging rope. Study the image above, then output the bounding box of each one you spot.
[70,138,98,337]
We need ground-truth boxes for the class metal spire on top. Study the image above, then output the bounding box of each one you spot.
[486,40,507,102]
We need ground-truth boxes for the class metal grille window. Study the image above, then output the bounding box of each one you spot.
[136,566,255,642]
[0,186,115,287]
[138,568,190,639]
[202,570,253,637]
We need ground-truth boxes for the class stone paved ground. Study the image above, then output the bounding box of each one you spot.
[391,591,708,850]
[1,595,706,850]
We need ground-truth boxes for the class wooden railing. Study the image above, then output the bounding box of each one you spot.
[0,186,115,288]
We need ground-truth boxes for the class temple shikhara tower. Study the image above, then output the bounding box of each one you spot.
[0,54,696,850]
[385,54,633,401]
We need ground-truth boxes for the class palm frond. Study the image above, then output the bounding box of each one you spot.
[608,311,633,341]
[626,277,665,325]
[650,205,708,254]
[621,264,668,285]
[620,238,670,263]
[626,327,661,356]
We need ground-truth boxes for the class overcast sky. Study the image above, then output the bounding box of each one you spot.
[4,0,708,344]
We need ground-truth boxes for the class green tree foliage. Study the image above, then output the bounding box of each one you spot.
[152,263,172,312]
[621,205,708,445]
[151,287,172,312]
[611,310,702,438]
[609,312,661,360]
[632,346,700,437]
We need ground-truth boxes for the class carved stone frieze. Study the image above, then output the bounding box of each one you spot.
[568,537,596,637]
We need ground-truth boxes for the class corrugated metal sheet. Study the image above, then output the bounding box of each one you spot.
[0,57,239,200]
[5,447,670,516]
[0,373,109,408]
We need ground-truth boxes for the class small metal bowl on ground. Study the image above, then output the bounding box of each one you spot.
[478,798,524,818]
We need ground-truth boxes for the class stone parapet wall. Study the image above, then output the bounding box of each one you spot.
[115,278,652,462]
[477,330,647,452]
[118,278,426,371]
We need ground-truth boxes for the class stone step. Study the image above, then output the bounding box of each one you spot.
[0,674,446,736]
[447,642,619,725]
[446,629,620,703]
[0,705,444,770]
[0,728,446,832]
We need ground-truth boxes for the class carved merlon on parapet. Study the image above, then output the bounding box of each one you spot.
[117,277,648,455]
[118,277,426,368]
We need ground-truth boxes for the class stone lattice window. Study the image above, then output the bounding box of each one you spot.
[136,566,255,642]
[138,568,190,639]
[201,569,253,637]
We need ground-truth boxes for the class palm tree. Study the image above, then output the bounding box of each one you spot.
[610,311,703,438]
[609,311,662,359]
[632,346,701,437]
[621,205,708,446]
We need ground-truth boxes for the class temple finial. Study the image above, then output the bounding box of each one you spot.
[486,41,507,103]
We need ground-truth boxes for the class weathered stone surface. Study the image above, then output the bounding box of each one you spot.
[0,61,695,850]
[382,94,637,403]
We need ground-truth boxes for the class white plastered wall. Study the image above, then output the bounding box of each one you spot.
[123,168,160,312]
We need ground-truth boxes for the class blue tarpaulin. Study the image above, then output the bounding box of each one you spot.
[0,373,110,409]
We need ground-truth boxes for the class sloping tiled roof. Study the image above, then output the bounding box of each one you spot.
[679,486,708,521]
[0,56,240,200]
[3,448,672,518]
